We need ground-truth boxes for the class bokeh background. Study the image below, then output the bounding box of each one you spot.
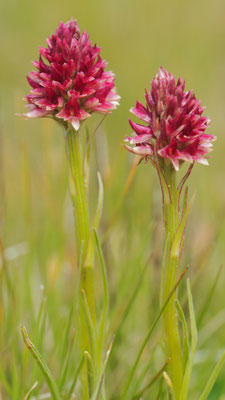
[1,0,225,398]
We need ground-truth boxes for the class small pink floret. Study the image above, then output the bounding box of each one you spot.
[125,67,215,169]
[24,20,120,130]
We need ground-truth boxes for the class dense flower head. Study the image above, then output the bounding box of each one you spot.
[24,19,120,130]
[124,67,215,170]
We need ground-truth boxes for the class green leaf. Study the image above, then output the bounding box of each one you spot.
[179,279,198,400]
[199,349,225,400]
[175,299,190,372]
[84,351,95,397]
[21,326,62,400]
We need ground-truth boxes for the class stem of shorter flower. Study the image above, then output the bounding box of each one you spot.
[66,125,96,399]
[162,165,183,399]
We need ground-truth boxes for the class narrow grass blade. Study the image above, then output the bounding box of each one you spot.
[94,229,109,319]
[84,351,95,397]
[81,289,96,360]
[121,266,188,400]
[197,264,223,328]
[110,255,150,359]
[155,376,164,400]
[175,299,190,372]
[133,359,169,399]
[199,349,225,400]
[91,338,113,400]
[58,330,76,392]
[60,299,75,361]
[24,381,38,400]
[179,279,197,400]
[21,326,62,400]
[93,228,109,364]
[66,355,84,400]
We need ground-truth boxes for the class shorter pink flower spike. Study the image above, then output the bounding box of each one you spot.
[23,20,120,130]
[125,67,215,170]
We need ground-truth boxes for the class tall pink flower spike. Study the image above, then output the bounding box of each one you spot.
[124,67,215,170]
[24,20,120,130]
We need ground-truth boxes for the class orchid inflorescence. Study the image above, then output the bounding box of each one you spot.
[124,67,215,171]
[24,19,120,131]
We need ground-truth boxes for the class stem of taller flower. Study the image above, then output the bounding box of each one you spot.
[66,126,96,399]
[162,166,183,399]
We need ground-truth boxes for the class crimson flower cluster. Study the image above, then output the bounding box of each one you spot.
[24,20,120,130]
[125,67,214,170]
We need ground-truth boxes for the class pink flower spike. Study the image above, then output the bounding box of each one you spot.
[23,19,120,130]
[124,67,215,170]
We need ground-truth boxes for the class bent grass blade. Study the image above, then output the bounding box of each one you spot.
[179,279,197,400]
[21,326,62,400]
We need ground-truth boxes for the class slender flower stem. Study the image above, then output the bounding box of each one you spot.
[162,166,183,399]
[66,126,96,322]
[66,126,90,256]
[66,125,96,399]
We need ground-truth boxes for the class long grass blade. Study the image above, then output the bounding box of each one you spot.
[93,228,109,365]
[121,266,188,400]
[199,349,225,400]
[66,355,84,400]
[110,255,150,361]
[21,326,62,400]
[58,330,76,392]
[179,279,197,400]
[132,359,169,399]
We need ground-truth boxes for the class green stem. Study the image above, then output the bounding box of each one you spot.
[66,127,90,256]
[162,166,183,399]
[66,126,96,399]
[66,126,96,321]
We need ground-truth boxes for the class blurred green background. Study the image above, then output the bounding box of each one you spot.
[1,0,225,398]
